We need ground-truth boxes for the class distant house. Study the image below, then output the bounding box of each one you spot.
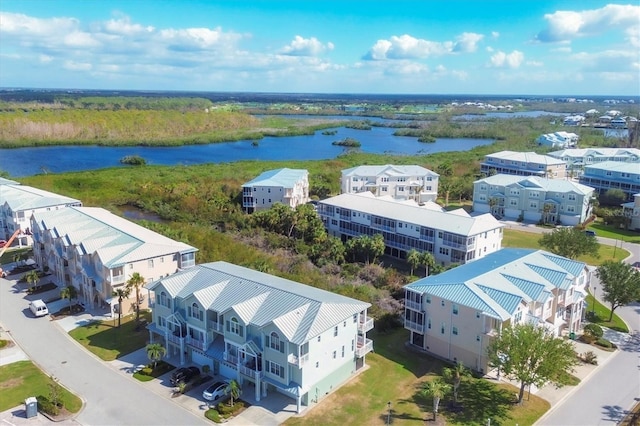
[146,261,373,413]
[548,148,640,177]
[579,162,640,201]
[622,194,640,231]
[473,174,595,226]
[563,115,586,126]
[341,164,439,202]
[31,207,198,311]
[404,248,591,373]
[536,131,579,149]
[480,151,567,179]
[318,192,503,265]
[242,168,310,213]
[0,183,82,247]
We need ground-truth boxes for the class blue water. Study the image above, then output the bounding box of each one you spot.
[0,126,493,177]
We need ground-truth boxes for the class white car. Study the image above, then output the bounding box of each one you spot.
[202,381,229,402]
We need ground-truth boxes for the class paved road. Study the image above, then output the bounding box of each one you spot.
[0,276,208,426]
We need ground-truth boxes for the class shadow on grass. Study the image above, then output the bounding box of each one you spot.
[370,329,445,379]
[446,379,514,425]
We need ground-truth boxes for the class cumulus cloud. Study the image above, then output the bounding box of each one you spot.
[491,31,500,39]
[280,35,334,56]
[535,4,640,43]
[363,32,484,60]
[573,50,639,73]
[489,50,524,68]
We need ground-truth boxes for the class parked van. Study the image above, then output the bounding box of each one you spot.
[29,300,48,317]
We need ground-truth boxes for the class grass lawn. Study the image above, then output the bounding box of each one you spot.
[0,361,82,412]
[502,229,629,266]
[0,247,32,266]
[285,328,549,426]
[585,294,629,333]
[586,222,640,244]
[69,311,151,361]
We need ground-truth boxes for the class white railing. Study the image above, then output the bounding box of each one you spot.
[355,338,373,357]
[167,334,183,344]
[288,353,310,367]
[404,320,425,334]
[239,364,264,379]
[405,299,422,311]
[208,320,224,333]
[358,318,374,333]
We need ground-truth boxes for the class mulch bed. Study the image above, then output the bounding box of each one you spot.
[27,282,58,295]
[50,304,85,319]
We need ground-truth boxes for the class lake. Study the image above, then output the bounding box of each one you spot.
[0,125,493,177]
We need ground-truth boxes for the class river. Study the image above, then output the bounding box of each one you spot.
[0,125,493,177]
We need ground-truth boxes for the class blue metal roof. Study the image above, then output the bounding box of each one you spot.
[476,285,522,314]
[526,264,570,290]
[243,168,307,188]
[542,254,585,278]
[500,274,548,303]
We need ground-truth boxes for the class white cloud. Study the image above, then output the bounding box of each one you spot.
[551,46,572,53]
[64,60,92,71]
[39,54,53,63]
[64,31,100,48]
[486,46,494,52]
[491,31,500,39]
[536,4,640,43]
[0,11,78,35]
[527,60,544,67]
[102,16,154,35]
[489,50,524,68]
[364,34,455,60]
[453,32,483,53]
[572,50,639,73]
[280,36,334,56]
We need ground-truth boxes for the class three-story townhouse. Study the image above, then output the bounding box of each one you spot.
[341,164,439,202]
[242,168,310,213]
[480,151,567,179]
[146,261,373,414]
[579,161,640,201]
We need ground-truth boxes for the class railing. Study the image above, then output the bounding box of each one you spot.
[224,353,239,365]
[355,338,373,357]
[111,274,125,284]
[442,240,469,250]
[239,364,264,379]
[358,317,374,333]
[287,353,310,367]
[483,328,498,336]
[167,334,183,344]
[405,299,422,311]
[404,320,425,334]
[208,320,224,333]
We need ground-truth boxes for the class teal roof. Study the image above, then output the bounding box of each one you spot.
[526,264,570,290]
[500,274,549,303]
[476,285,523,313]
[243,168,308,188]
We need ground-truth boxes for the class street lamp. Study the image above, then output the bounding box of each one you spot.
[591,286,597,315]
[387,401,391,425]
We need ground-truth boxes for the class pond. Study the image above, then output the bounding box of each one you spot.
[0,125,493,177]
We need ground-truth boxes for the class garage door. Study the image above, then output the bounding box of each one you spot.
[218,360,236,380]
[191,350,211,369]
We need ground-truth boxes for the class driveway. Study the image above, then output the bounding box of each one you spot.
[0,274,208,426]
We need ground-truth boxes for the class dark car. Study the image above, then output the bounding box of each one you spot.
[170,366,200,386]
[584,230,597,237]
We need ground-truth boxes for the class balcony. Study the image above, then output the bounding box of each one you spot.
[358,317,374,333]
[483,328,498,336]
[208,320,224,333]
[239,364,264,379]
[405,299,422,312]
[224,353,239,365]
[405,320,425,334]
[167,334,183,344]
[355,338,373,358]
[288,353,310,367]
[186,336,207,351]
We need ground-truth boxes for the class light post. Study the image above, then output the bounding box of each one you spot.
[387,401,391,425]
[591,286,597,315]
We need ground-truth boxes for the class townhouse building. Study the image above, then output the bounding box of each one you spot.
[579,162,640,201]
[480,151,567,179]
[622,194,640,231]
[242,168,310,213]
[473,174,595,226]
[30,206,197,311]
[548,148,640,177]
[536,131,579,149]
[341,164,439,202]
[0,183,82,247]
[146,261,373,413]
[318,192,503,266]
[404,248,591,373]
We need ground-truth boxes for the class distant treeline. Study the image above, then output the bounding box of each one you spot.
[0,96,214,112]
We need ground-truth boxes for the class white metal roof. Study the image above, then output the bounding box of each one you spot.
[320,192,502,236]
[475,174,595,195]
[548,148,640,160]
[342,164,439,177]
[148,261,371,344]
[0,184,81,211]
[243,168,308,188]
[484,151,566,166]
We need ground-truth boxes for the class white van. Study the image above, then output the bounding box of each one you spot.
[29,300,48,317]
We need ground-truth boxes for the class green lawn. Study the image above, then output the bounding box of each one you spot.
[586,222,640,244]
[0,247,32,266]
[585,293,629,333]
[502,229,629,266]
[69,311,151,361]
[0,361,82,412]
[285,328,549,426]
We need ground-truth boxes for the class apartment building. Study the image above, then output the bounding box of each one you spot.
[473,174,595,226]
[548,148,640,177]
[480,151,567,179]
[146,261,373,413]
[404,248,591,373]
[536,131,579,149]
[0,183,82,246]
[30,206,197,311]
[242,168,310,213]
[622,194,640,231]
[579,162,640,201]
[341,164,439,202]
[318,192,503,266]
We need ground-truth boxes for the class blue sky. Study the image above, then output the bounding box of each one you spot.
[1,1,638,96]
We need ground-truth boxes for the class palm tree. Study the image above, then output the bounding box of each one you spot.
[126,272,145,323]
[407,249,421,276]
[24,270,40,293]
[442,361,470,405]
[112,286,131,328]
[421,379,451,421]
[224,379,241,407]
[60,285,78,314]
[145,343,166,369]
[420,252,436,277]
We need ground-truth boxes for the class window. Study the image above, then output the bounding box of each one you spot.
[343,321,347,328]
[398,186,405,192]
[318,336,321,342]
[568,194,576,201]
[441,300,445,307]
[452,326,458,335]
[427,318,431,329]
[316,361,320,368]
[351,339,355,351]
[476,335,481,342]
[332,351,336,359]
[334,326,338,337]
[452,304,458,315]
[381,187,388,192]
[159,292,171,309]
[269,332,284,353]
[158,316,166,328]
[341,345,345,358]
[476,311,481,319]
[353,314,358,323]
[148,259,154,268]
[426,295,431,304]
[567,205,575,212]
[227,317,244,337]
[128,263,133,269]
[267,361,285,378]
[188,302,203,321]
[441,323,446,334]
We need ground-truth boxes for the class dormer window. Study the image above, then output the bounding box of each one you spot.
[227,317,244,337]
[188,302,203,321]
[268,331,284,353]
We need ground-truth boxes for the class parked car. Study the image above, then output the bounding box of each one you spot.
[0,240,7,248]
[202,380,230,402]
[170,366,200,386]
[584,230,597,237]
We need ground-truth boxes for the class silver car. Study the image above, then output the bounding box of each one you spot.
[202,381,228,402]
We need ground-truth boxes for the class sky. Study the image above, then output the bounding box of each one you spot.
[0,1,639,96]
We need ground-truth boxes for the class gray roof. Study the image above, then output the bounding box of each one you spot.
[584,161,640,175]
[31,207,197,268]
[475,174,594,195]
[484,151,566,166]
[243,168,308,188]
[320,192,502,236]
[0,178,20,186]
[405,248,586,320]
[148,262,370,345]
[0,184,81,211]
[342,164,438,177]
[548,148,640,159]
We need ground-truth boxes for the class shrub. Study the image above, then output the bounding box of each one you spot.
[581,351,598,365]
[205,408,221,423]
[583,323,603,338]
[374,312,402,332]
[36,396,60,416]
[595,338,613,348]
[141,367,153,376]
